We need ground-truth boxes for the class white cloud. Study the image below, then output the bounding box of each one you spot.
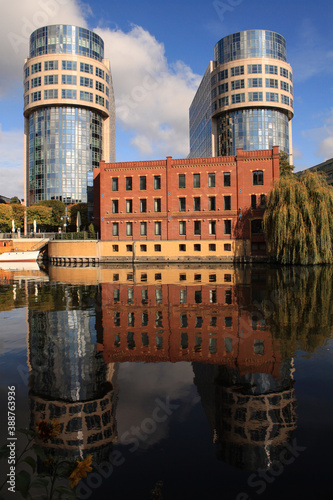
[0,0,88,97]
[301,108,333,162]
[0,127,24,198]
[116,362,196,449]
[96,25,201,159]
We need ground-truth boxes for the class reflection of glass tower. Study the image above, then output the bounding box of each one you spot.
[28,285,118,462]
[189,30,294,160]
[193,359,297,471]
[23,25,116,206]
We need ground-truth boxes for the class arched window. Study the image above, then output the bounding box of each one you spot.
[253,170,264,185]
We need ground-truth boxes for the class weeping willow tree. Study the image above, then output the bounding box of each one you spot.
[264,171,333,264]
[264,266,333,357]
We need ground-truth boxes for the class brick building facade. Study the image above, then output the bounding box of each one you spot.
[93,147,280,260]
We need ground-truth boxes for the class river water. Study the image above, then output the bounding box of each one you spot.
[0,264,332,500]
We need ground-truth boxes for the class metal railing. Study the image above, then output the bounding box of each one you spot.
[0,232,99,240]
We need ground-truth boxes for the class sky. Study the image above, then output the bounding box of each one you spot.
[0,0,333,199]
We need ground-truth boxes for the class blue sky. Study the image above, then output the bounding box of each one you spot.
[0,0,333,198]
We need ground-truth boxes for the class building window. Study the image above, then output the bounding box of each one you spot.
[248,92,263,102]
[154,175,161,189]
[96,80,105,93]
[179,197,186,211]
[281,81,289,92]
[208,173,216,187]
[224,274,232,282]
[251,219,264,234]
[194,221,201,235]
[180,290,187,303]
[266,78,278,88]
[126,177,132,190]
[154,199,161,212]
[225,290,232,304]
[231,93,245,104]
[80,62,93,74]
[209,243,216,251]
[231,65,244,76]
[209,274,217,283]
[209,196,216,211]
[31,91,41,102]
[140,273,147,282]
[113,274,119,282]
[193,173,200,188]
[231,79,245,90]
[112,200,118,213]
[266,92,279,102]
[112,223,119,236]
[193,197,201,211]
[224,243,231,251]
[179,274,186,281]
[247,64,262,74]
[155,222,161,235]
[251,194,257,209]
[96,67,105,79]
[140,244,147,251]
[260,194,266,208]
[248,78,262,88]
[224,196,231,210]
[79,91,93,102]
[179,221,186,235]
[209,220,216,235]
[179,174,186,189]
[281,95,290,105]
[179,244,186,251]
[219,96,229,107]
[31,77,42,87]
[223,172,231,187]
[126,244,133,252]
[44,89,58,99]
[44,60,58,71]
[112,178,118,191]
[112,245,119,254]
[31,62,41,74]
[140,222,147,236]
[194,244,201,252]
[140,199,147,213]
[225,338,233,353]
[265,64,278,75]
[62,74,77,85]
[126,223,133,236]
[195,290,202,304]
[280,67,289,78]
[80,76,93,88]
[154,244,161,252]
[224,220,231,235]
[253,170,264,185]
[61,89,77,99]
[218,82,229,94]
[140,176,146,190]
[126,199,133,213]
[254,339,265,355]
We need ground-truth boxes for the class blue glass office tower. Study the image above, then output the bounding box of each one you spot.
[189,30,294,160]
[24,25,116,206]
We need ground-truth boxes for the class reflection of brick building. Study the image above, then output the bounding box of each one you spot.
[98,266,283,373]
[93,147,280,259]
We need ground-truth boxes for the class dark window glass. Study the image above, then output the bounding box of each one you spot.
[112,177,118,191]
[179,197,186,211]
[126,177,132,190]
[251,194,257,209]
[223,172,231,187]
[154,175,161,189]
[224,220,231,234]
[193,174,200,188]
[253,170,264,185]
[193,197,201,211]
[209,196,216,211]
[140,176,146,190]
[194,221,201,235]
[179,174,186,189]
[208,173,215,187]
[224,196,231,210]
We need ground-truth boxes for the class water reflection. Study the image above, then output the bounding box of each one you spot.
[2,264,332,488]
[27,285,118,463]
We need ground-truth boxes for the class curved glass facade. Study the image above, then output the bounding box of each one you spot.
[28,107,103,204]
[30,25,104,61]
[217,109,289,157]
[214,30,287,64]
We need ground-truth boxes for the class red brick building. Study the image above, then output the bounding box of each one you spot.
[93,147,279,259]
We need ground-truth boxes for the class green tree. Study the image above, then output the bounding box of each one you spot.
[10,196,21,204]
[27,205,53,229]
[0,204,12,231]
[68,203,88,230]
[264,171,333,264]
[37,200,65,230]
[279,151,294,177]
[11,203,25,229]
